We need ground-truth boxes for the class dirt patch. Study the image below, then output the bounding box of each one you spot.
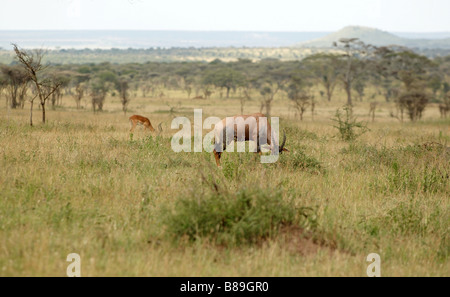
[277,226,338,256]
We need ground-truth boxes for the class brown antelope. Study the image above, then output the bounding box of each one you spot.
[212,113,288,167]
[129,115,155,132]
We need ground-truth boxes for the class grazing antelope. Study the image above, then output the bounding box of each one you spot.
[212,113,288,167]
[129,115,155,132]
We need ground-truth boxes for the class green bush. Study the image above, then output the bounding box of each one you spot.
[161,186,317,246]
[332,106,369,141]
[279,146,323,173]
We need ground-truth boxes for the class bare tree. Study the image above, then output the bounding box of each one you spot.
[13,44,61,126]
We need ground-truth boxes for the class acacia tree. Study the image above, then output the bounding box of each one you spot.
[13,44,61,126]
[1,65,29,109]
[398,92,429,121]
[71,73,89,109]
[73,82,86,110]
[378,48,434,121]
[255,61,290,118]
[373,46,404,103]
[116,79,130,115]
[90,78,111,113]
[237,77,254,115]
[287,75,314,121]
[89,70,117,113]
[334,38,376,106]
[49,73,70,109]
[427,73,442,98]
[182,75,197,99]
[203,67,245,98]
[372,74,398,102]
[302,53,342,102]
[140,82,151,98]
[352,78,366,102]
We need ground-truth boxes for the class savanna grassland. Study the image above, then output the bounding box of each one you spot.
[0,89,449,277]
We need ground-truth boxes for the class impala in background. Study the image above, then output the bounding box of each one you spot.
[129,115,155,133]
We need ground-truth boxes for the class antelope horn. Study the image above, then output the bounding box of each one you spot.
[279,131,286,153]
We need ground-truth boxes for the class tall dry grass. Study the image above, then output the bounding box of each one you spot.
[0,90,448,276]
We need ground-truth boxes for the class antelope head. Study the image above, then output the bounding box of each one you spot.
[277,131,289,154]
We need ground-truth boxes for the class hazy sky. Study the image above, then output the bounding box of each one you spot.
[0,0,449,32]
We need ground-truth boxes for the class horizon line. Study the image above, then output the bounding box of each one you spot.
[0,29,449,34]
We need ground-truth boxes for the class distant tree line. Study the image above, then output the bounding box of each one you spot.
[1,40,449,123]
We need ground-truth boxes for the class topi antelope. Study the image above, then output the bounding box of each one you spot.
[212,113,288,166]
[129,115,155,132]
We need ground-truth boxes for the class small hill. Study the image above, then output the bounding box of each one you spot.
[295,26,450,49]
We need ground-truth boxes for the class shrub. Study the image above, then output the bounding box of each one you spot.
[279,149,323,173]
[161,185,317,246]
[332,106,369,141]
